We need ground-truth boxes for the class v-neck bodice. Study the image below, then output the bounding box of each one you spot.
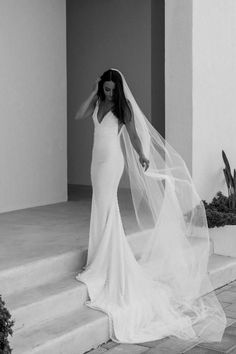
[92,101,123,136]
[96,102,113,124]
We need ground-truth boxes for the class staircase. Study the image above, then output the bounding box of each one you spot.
[1,230,236,353]
[2,247,109,354]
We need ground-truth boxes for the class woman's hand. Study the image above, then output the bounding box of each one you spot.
[92,77,101,94]
[74,78,99,120]
[139,154,150,171]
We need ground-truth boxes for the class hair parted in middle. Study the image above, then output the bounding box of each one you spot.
[97,69,132,125]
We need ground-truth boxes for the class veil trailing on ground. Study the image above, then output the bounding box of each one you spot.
[112,68,226,343]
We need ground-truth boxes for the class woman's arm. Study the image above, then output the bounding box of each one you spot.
[124,101,150,171]
[74,79,99,120]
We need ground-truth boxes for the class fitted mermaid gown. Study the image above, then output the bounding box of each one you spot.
[76,101,221,344]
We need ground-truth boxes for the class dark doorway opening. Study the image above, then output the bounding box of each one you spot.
[151,0,165,137]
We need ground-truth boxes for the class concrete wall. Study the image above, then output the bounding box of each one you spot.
[0,0,67,213]
[192,0,236,201]
[165,0,236,201]
[165,0,193,173]
[67,0,151,186]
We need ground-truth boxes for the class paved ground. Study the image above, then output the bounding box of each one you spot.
[87,280,236,354]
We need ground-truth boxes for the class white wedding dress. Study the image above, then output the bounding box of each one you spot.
[76,99,226,344]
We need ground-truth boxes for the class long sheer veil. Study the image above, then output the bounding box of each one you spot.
[113,68,226,343]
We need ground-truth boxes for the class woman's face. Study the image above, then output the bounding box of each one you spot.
[103,81,115,102]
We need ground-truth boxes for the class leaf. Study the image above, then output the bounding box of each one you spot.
[222,150,231,173]
[222,150,234,190]
[234,169,236,191]
[223,168,230,190]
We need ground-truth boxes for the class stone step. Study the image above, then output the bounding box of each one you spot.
[6,247,220,336]
[127,230,214,258]
[5,276,87,332]
[10,254,236,354]
[208,253,236,289]
[10,306,109,354]
[1,231,213,298]
[0,231,143,297]
[8,252,236,354]
[0,248,87,297]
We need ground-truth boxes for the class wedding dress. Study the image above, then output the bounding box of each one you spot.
[76,70,226,345]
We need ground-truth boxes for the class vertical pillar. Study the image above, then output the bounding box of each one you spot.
[165,0,236,200]
[192,0,236,200]
[165,0,193,174]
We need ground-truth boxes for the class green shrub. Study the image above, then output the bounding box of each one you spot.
[0,295,14,354]
[185,151,236,228]
[203,191,236,228]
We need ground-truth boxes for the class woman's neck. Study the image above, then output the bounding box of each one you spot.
[103,98,114,107]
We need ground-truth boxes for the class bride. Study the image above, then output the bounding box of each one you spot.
[74,69,226,345]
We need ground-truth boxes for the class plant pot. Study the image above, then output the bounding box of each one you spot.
[210,225,236,257]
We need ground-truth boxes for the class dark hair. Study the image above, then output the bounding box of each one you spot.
[97,69,131,125]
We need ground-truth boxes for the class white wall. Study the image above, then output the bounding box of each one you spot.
[0,0,67,213]
[192,0,236,201]
[166,0,236,201]
[67,0,151,186]
[165,0,193,172]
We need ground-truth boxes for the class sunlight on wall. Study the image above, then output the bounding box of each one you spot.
[0,0,67,212]
[166,0,236,201]
[193,0,236,201]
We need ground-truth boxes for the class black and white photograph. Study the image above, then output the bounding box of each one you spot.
[1,1,236,353]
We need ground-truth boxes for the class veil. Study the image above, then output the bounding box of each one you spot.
[112,68,226,343]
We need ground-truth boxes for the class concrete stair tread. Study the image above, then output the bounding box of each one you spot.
[0,247,85,275]
[0,245,85,272]
[10,252,235,354]
[6,253,234,310]
[5,238,236,353]
[6,254,235,316]
[2,201,235,353]
[0,248,88,296]
[10,305,109,354]
[6,275,85,311]
[5,274,87,311]
[1,233,213,297]
[6,276,89,333]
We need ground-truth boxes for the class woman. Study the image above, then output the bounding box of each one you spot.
[75,69,226,345]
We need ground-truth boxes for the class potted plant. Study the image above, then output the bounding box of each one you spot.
[205,151,236,257]
[0,294,14,353]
